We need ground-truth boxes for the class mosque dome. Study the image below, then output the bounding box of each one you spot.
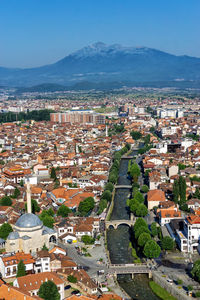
[7,231,19,240]
[15,213,43,228]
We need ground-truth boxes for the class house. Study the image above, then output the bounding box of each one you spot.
[49,246,66,255]
[34,250,50,274]
[159,208,182,226]
[57,269,98,295]
[13,272,64,299]
[187,199,200,211]
[59,232,77,243]
[0,284,43,300]
[147,189,166,210]
[0,252,35,279]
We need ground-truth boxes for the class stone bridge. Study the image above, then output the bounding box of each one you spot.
[115,185,132,189]
[105,219,135,229]
[108,263,152,277]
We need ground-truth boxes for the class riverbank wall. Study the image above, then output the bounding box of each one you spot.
[152,271,191,300]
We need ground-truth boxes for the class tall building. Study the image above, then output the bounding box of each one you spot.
[50,110,105,125]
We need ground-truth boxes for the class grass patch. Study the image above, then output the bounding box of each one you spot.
[149,281,177,300]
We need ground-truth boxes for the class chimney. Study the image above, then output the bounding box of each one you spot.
[27,178,32,214]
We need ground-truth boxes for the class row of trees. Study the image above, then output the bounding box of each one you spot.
[98,182,114,215]
[133,219,161,259]
[132,218,174,260]
[97,144,130,215]
[108,144,130,184]
[128,161,141,183]
[127,189,148,217]
[0,109,54,123]
[173,176,187,209]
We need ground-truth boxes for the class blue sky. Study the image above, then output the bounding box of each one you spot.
[0,0,200,68]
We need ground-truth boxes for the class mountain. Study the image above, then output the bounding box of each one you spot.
[1,42,200,87]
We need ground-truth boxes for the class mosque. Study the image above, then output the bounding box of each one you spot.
[6,180,57,254]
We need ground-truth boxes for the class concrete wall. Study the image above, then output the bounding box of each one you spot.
[152,271,191,300]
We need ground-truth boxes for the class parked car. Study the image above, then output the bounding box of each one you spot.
[71,290,80,295]
[64,285,71,290]
[167,278,173,285]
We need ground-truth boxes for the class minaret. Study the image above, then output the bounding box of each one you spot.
[27,179,32,214]
[106,125,108,137]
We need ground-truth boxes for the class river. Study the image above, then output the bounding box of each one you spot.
[107,154,160,300]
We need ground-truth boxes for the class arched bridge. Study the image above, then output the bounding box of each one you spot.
[105,219,135,229]
[115,185,132,189]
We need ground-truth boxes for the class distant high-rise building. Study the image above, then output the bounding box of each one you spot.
[50,110,105,125]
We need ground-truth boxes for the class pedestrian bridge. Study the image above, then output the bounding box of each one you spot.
[115,185,132,189]
[108,263,151,277]
[105,219,135,229]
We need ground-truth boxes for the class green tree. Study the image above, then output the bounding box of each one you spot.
[195,291,200,298]
[40,215,54,228]
[67,275,77,283]
[143,134,151,145]
[133,218,148,233]
[57,205,71,217]
[129,163,141,183]
[187,285,193,291]
[11,187,20,199]
[138,232,151,247]
[0,196,12,206]
[25,199,40,214]
[19,180,24,187]
[129,199,139,214]
[132,187,139,197]
[191,260,200,282]
[0,223,13,240]
[101,190,112,202]
[150,222,158,237]
[135,226,151,239]
[133,191,144,203]
[135,204,148,217]
[50,167,57,180]
[140,185,149,193]
[16,260,26,277]
[161,236,175,250]
[173,179,179,203]
[81,235,95,244]
[38,280,60,300]
[78,197,95,216]
[109,172,118,184]
[98,199,107,215]
[179,176,186,205]
[47,208,55,217]
[42,243,49,251]
[143,240,161,259]
[105,182,114,193]
[130,131,142,140]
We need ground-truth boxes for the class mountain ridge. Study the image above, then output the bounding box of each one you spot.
[1,42,200,87]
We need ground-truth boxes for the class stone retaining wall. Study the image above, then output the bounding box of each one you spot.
[152,271,191,300]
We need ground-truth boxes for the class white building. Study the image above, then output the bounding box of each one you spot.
[0,252,34,279]
[176,215,200,253]
[161,126,179,137]
[34,251,51,274]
